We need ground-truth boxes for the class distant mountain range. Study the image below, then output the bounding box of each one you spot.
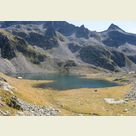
[0,21,136,73]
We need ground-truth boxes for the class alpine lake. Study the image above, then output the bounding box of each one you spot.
[6,73,119,90]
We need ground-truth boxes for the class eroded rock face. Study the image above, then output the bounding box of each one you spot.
[75,25,90,39]
[0,33,16,59]
[79,46,117,71]
[103,31,136,47]
[0,30,47,65]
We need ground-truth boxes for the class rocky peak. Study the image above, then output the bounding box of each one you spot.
[75,24,90,39]
[108,23,124,32]
[44,21,76,36]
[80,24,85,29]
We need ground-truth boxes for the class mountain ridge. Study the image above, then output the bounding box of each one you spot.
[0,21,136,73]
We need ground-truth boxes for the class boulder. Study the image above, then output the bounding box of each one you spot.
[0,81,13,93]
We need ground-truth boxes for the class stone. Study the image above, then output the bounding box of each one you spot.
[8,96,23,110]
[94,90,98,92]
[123,109,129,112]
[0,110,10,116]
[0,81,13,93]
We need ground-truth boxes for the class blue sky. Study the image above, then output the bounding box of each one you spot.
[69,21,136,33]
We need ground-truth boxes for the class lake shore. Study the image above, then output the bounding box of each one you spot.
[0,72,136,116]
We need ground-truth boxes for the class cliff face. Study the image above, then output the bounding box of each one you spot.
[0,21,136,73]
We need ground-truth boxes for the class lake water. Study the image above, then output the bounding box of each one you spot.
[6,73,119,90]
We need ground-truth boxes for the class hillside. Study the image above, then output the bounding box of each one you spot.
[0,21,136,73]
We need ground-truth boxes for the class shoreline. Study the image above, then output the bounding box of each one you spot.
[0,72,135,116]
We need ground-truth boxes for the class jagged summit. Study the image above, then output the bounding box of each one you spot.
[107,23,124,32]
[75,24,90,39]
[80,24,85,28]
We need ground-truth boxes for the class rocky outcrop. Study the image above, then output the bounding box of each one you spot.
[79,46,117,71]
[44,26,59,49]
[8,96,60,116]
[0,110,11,116]
[0,77,13,93]
[75,25,90,39]
[0,32,16,59]
[43,21,76,36]
[68,43,81,53]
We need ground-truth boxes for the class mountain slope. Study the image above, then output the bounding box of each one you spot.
[0,21,136,73]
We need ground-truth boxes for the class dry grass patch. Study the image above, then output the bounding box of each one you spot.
[0,73,135,116]
[0,73,56,106]
[53,85,132,115]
